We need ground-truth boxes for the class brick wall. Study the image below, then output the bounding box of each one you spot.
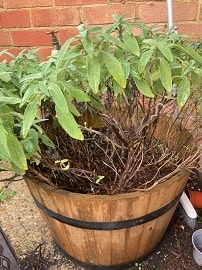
[0,0,202,59]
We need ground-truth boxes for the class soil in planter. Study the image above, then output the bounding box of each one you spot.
[27,127,182,195]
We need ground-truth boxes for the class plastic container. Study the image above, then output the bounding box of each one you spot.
[192,229,202,265]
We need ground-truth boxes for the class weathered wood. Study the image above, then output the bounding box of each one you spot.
[25,169,189,268]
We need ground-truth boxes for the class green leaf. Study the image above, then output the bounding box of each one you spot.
[101,33,127,50]
[179,45,202,64]
[158,45,173,62]
[65,95,81,117]
[20,84,38,106]
[20,73,42,83]
[56,36,77,69]
[87,55,100,93]
[103,52,126,88]
[134,78,154,98]
[123,62,130,80]
[138,48,154,74]
[23,129,39,155]
[96,175,104,184]
[177,78,190,107]
[39,81,50,96]
[0,188,17,202]
[0,105,14,132]
[123,33,140,56]
[0,71,11,82]
[160,58,172,92]
[22,98,38,138]
[39,133,55,148]
[48,83,84,140]
[143,39,159,47]
[64,83,90,102]
[81,32,94,57]
[0,96,21,105]
[7,133,27,173]
[0,120,10,160]
[82,37,94,57]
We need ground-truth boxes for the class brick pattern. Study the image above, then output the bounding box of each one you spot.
[4,0,52,8]
[0,31,11,46]
[0,0,202,59]
[0,10,31,28]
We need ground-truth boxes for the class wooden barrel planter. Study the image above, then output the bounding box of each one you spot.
[25,115,195,269]
[25,169,189,270]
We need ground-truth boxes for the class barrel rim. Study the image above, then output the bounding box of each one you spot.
[25,168,189,201]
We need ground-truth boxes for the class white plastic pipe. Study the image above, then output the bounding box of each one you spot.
[180,192,197,220]
[166,0,198,222]
[166,0,174,30]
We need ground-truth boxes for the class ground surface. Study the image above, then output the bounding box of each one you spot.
[0,171,202,270]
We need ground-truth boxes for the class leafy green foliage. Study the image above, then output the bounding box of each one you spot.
[0,187,16,202]
[0,15,201,176]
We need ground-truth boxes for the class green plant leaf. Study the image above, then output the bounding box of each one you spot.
[138,48,154,74]
[39,81,50,96]
[160,58,172,92]
[39,133,55,148]
[48,83,84,140]
[134,78,154,98]
[123,33,140,56]
[101,33,127,50]
[64,83,91,102]
[103,52,126,88]
[55,36,77,69]
[20,73,42,83]
[0,96,21,105]
[0,120,10,160]
[20,84,38,106]
[61,82,90,102]
[87,55,100,93]
[79,28,94,57]
[23,129,39,155]
[7,133,27,173]
[65,95,81,117]
[0,188,17,202]
[22,98,38,138]
[0,105,14,132]
[123,62,130,80]
[178,45,202,64]
[177,78,190,107]
[82,36,94,57]
[158,45,173,62]
[96,175,104,184]
[0,71,11,82]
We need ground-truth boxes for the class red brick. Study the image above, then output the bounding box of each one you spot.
[138,2,197,24]
[178,23,202,39]
[31,8,80,27]
[58,28,79,43]
[0,10,30,28]
[81,3,136,25]
[5,0,52,8]
[55,0,107,5]
[11,30,51,47]
[37,47,52,61]
[0,31,11,46]
[0,0,3,8]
